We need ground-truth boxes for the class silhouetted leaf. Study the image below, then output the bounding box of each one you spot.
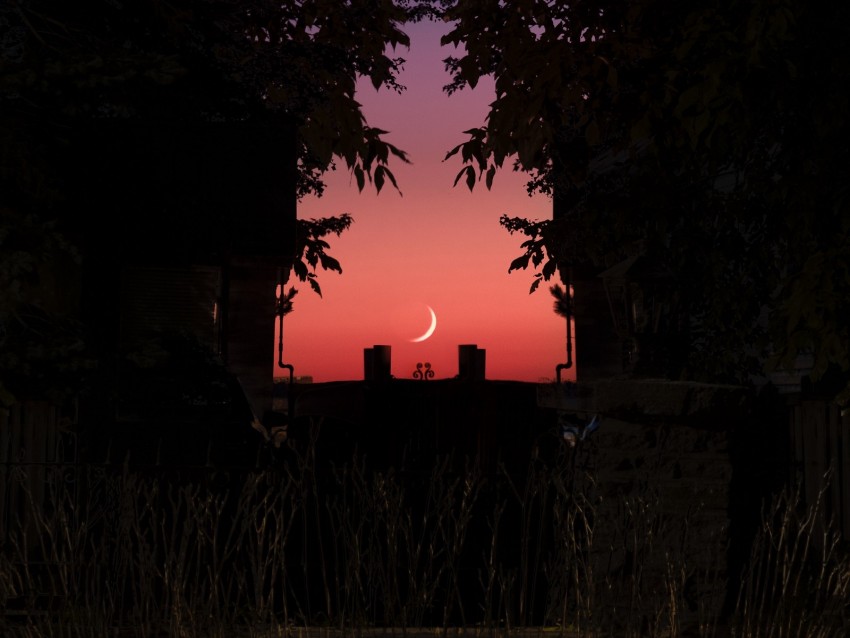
[444,143,463,161]
[452,167,467,188]
[382,167,401,195]
[509,254,530,272]
[465,166,475,191]
[386,142,411,164]
[278,286,298,316]
[550,284,572,318]
[308,275,321,297]
[542,258,557,280]
[319,253,342,273]
[531,249,544,267]
[292,259,308,280]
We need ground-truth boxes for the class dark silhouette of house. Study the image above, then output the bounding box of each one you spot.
[65,115,298,466]
[279,345,559,477]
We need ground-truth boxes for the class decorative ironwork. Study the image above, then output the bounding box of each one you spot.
[413,362,434,380]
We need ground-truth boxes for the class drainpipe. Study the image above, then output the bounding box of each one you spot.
[276,266,295,418]
[556,264,574,384]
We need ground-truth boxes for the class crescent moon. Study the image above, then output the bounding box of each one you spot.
[410,305,437,343]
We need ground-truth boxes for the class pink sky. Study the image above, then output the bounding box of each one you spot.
[279,19,575,383]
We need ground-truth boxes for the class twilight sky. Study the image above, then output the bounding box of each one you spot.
[280,18,575,383]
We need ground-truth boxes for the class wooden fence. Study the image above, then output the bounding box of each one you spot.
[789,399,850,541]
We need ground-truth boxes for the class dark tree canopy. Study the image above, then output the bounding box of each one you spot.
[0,1,427,405]
[1,0,416,202]
[441,0,850,401]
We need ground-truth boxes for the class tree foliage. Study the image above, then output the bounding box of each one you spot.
[441,0,850,400]
[0,2,426,404]
[0,209,94,407]
[291,214,354,298]
[1,0,417,200]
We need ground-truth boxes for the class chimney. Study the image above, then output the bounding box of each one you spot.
[364,345,392,381]
[458,344,486,381]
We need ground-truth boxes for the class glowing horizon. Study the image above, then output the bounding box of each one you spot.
[277,20,576,384]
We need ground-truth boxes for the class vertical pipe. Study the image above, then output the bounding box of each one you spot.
[553,136,575,384]
[276,268,294,424]
[556,269,574,383]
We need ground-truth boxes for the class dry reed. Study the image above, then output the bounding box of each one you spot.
[1,429,847,637]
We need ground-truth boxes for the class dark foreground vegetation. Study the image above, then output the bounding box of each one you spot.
[1,420,848,638]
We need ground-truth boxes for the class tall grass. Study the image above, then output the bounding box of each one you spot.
[732,472,850,638]
[1,420,848,637]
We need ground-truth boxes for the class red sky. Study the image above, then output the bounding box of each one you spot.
[279,19,575,384]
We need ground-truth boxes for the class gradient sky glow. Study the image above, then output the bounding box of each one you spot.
[280,19,575,383]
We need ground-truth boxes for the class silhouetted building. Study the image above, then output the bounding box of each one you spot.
[65,116,298,465]
[284,377,556,477]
